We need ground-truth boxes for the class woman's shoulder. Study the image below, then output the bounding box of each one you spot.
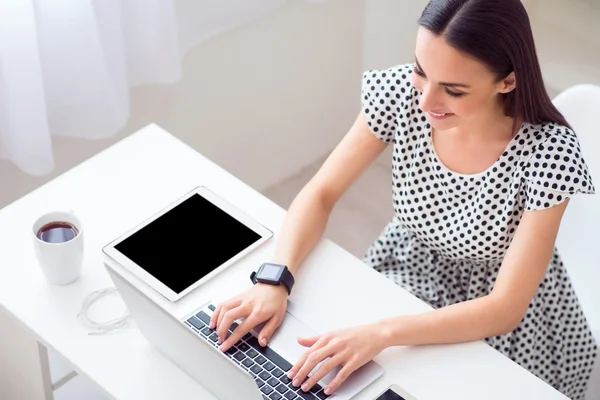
[519,121,585,164]
[360,63,420,143]
[520,121,595,197]
[521,121,578,147]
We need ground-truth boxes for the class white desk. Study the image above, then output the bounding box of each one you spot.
[0,125,568,400]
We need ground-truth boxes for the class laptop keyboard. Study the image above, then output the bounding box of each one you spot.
[185,304,330,400]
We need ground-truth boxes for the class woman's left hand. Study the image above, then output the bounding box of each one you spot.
[288,324,387,396]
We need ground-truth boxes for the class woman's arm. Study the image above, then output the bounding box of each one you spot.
[213,112,389,349]
[378,200,570,346]
[270,112,388,275]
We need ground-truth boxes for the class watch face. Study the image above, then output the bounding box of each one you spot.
[258,263,284,281]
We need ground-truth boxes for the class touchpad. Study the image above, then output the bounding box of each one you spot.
[251,309,319,364]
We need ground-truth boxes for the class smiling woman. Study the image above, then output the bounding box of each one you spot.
[210,1,597,399]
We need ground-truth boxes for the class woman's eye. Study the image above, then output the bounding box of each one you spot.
[414,68,426,78]
[413,66,466,98]
[445,88,466,98]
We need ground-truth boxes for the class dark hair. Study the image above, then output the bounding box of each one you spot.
[418,0,572,130]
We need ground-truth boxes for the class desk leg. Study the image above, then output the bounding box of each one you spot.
[0,308,54,400]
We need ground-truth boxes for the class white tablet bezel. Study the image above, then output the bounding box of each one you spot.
[102,186,273,302]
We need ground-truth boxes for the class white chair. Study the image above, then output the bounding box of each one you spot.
[553,84,600,400]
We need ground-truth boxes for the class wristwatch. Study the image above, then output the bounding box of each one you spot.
[250,263,295,295]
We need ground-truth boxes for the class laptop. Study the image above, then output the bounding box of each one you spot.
[102,186,383,400]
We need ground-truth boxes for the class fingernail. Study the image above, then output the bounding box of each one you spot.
[218,345,224,352]
[293,379,299,387]
[288,371,295,379]
[301,384,308,391]
[325,387,331,395]
[260,338,267,346]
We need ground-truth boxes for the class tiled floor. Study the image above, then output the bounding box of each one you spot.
[47,151,395,399]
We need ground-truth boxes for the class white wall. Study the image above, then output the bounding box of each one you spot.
[362,0,429,71]
[0,0,365,209]
[524,0,600,93]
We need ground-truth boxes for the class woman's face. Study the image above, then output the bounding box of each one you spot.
[412,27,514,131]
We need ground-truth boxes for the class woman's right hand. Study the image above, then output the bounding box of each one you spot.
[209,283,289,352]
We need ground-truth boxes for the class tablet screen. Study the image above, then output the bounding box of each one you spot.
[114,193,262,294]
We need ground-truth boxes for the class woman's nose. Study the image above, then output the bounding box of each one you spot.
[419,85,441,113]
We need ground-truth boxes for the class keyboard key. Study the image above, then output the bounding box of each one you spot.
[263,361,275,371]
[201,327,212,336]
[242,358,254,368]
[246,336,293,372]
[280,376,292,385]
[234,352,245,361]
[187,317,205,330]
[270,392,283,400]
[261,385,274,395]
[226,346,237,356]
[209,333,218,342]
[309,384,322,394]
[315,390,329,399]
[250,365,263,375]
[238,342,250,352]
[284,391,298,399]
[272,368,284,378]
[259,371,271,381]
[256,379,265,388]
[255,355,267,365]
[208,304,216,311]
[276,383,289,393]
[243,333,253,341]
[246,349,259,358]
[296,390,318,400]
[196,311,212,325]
[267,377,280,387]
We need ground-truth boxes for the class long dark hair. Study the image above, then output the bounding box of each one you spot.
[418,0,572,130]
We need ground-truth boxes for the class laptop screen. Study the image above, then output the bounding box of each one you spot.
[114,193,262,294]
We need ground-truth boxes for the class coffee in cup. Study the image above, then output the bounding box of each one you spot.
[32,210,84,286]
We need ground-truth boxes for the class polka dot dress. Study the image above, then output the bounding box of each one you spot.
[361,63,598,399]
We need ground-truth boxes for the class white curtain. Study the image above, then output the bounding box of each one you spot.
[0,0,323,176]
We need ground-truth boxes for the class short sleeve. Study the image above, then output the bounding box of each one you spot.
[361,63,414,142]
[523,129,595,211]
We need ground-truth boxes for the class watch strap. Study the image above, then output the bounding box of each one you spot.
[280,266,294,295]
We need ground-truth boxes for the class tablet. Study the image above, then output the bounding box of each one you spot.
[102,186,273,302]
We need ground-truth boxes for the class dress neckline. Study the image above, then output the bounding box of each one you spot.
[427,122,527,179]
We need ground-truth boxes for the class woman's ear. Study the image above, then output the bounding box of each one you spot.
[498,72,516,94]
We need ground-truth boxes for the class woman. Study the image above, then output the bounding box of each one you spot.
[210,0,597,398]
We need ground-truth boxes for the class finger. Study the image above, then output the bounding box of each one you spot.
[216,299,241,329]
[217,304,250,344]
[218,315,261,352]
[211,299,239,329]
[289,336,326,378]
[297,335,320,347]
[257,312,284,347]
[300,355,343,393]
[324,364,357,395]
[291,341,332,385]
[209,303,223,329]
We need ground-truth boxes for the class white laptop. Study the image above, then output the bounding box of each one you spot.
[102,186,383,400]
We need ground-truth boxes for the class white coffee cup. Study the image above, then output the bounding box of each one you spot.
[32,210,84,286]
